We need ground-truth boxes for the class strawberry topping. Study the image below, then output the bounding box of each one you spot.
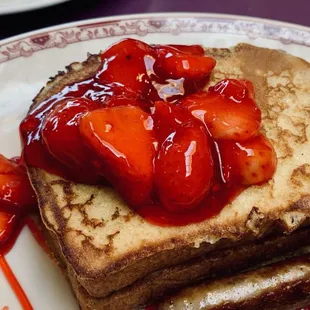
[181,79,261,141]
[97,38,154,95]
[0,155,36,249]
[155,119,214,213]
[219,135,277,185]
[0,155,36,213]
[152,101,192,144]
[166,44,205,56]
[154,45,216,79]
[41,98,102,184]
[80,106,155,207]
[0,212,17,247]
[18,39,277,226]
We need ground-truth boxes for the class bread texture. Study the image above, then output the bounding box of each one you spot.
[159,250,310,310]
[45,224,310,309]
[27,43,310,300]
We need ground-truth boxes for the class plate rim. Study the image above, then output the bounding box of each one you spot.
[1,12,309,45]
[0,0,70,15]
[1,10,310,310]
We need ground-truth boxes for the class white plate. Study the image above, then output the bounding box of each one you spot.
[0,13,309,309]
[0,0,70,15]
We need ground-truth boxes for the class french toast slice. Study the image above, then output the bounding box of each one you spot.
[27,43,310,298]
[158,250,310,310]
[44,224,310,309]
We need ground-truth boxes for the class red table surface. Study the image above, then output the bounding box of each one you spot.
[0,0,309,40]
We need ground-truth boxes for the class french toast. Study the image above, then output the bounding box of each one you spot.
[159,249,310,310]
[45,224,310,309]
[27,43,310,303]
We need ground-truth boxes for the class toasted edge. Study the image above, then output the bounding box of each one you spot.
[28,44,310,287]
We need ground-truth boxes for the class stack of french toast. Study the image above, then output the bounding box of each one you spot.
[23,41,310,309]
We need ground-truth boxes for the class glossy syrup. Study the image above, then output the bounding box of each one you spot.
[19,45,252,227]
[138,139,245,226]
[21,76,244,226]
[19,42,276,227]
[20,68,207,182]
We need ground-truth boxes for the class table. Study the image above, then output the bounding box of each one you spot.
[0,0,309,40]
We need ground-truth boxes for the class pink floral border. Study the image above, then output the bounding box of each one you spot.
[0,16,310,63]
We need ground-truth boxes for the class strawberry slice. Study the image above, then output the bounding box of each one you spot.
[181,79,261,141]
[0,212,17,246]
[154,46,216,79]
[209,78,255,100]
[155,44,205,56]
[97,38,154,95]
[219,135,277,185]
[42,98,101,184]
[152,101,193,144]
[155,119,214,213]
[166,44,205,56]
[105,95,152,113]
[0,155,36,213]
[80,106,155,207]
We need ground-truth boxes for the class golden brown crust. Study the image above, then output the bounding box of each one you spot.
[27,43,310,297]
[159,251,310,310]
[45,221,310,309]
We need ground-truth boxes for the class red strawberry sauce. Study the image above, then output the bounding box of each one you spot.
[19,39,276,227]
